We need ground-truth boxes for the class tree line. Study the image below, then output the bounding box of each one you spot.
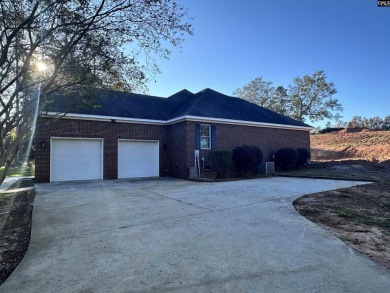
[233,70,343,124]
[321,116,390,131]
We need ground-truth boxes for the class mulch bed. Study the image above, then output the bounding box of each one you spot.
[0,179,35,285]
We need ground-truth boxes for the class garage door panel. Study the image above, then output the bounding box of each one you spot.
[118,141,159,178]
[51,138,102,182]
[51,171,100,181]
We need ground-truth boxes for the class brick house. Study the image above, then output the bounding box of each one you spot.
[35,88,311,182]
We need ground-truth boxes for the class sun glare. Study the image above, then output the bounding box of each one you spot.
[36,61,48,72]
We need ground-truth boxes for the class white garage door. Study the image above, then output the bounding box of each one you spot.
[118,140,159,178]
[51,138,103,182]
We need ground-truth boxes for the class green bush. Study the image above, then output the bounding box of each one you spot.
[296,148,311,167]
[232,145,263,176]
[274,147,299,171]
[208,149,233,178]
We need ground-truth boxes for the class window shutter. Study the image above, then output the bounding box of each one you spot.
[195,124,200,149]
[211,125,216,149]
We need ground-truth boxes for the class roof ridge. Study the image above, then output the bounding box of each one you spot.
[90,87,166,100]
[167,91,205,119]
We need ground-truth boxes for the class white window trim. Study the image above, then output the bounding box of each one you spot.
[200,124,211,150]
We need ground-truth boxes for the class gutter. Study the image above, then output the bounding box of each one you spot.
[41,112,313,131]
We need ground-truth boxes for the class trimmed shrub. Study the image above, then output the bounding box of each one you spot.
[274,147,299,171]
[208,149,233,178]
[232,145,263,176]
[296,148,311,167]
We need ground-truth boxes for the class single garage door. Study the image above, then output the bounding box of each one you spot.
[51,138,103,182]
[118,140,159,178]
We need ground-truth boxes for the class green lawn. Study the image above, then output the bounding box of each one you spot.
[0,165,35,178]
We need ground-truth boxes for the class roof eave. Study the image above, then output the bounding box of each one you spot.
[41,112,313,131]
[167,115,313,131]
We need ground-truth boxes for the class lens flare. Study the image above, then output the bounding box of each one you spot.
[36,61,47,72]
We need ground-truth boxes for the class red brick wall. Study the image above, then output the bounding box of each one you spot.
[167,122,188,178]
[185,121,310,167]
[35,118,169,182]
[35,118,310,182]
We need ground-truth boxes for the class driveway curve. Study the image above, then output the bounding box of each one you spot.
[2,177,389,292]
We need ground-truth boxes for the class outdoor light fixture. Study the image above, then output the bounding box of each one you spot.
[40,141,46,149]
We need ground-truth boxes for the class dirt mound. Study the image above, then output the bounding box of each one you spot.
[338,127,372,134]
[311,130,390,162]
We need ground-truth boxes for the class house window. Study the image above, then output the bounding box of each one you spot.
[200,124,211,149]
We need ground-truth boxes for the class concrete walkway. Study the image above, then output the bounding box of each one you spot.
[0,176,34,192]
[2,177,389,292]
[0,177,20,191]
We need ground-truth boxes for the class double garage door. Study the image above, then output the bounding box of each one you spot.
[51,138,159,182]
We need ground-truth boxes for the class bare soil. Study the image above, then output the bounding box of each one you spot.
[293,160,390,269]
[311,130,390,162]
[0,179,35,285]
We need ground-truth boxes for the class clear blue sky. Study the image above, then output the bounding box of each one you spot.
[145,0,390,127]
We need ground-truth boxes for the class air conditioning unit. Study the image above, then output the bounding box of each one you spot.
[188,166,198,179]
[266,162,275,175]
[259,162,276,175]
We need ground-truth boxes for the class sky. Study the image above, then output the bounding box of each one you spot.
[145,0,390,127]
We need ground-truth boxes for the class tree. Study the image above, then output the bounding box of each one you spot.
[348,116,365,128]
[347,115,390,130]
[367,116,383,130]
[271,86,291,115]
[0,0,193,184]
[383,116,390,130]
[288,70,343,122]
[234,71,343,123]
[233,77,275,108]
[335,119,347,128]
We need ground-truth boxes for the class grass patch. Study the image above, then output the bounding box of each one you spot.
[336,208,371,223]
[0,197,9,206]
[379,219,390,228]
[353,239,365,245]
[0,166,34,178]
[337,208,354,218]
[336,208,390,228]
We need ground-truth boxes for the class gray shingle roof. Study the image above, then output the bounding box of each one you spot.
[45,88,310,128]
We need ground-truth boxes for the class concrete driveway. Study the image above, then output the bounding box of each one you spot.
[2,177,390,292]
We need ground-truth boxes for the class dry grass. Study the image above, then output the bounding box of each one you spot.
[311,130,390,162]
